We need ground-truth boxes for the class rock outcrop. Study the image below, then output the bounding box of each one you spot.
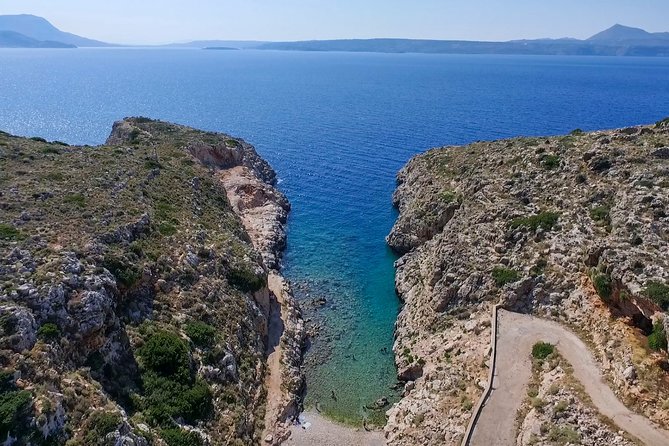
[0,118,304,445]
[386,119,669,445]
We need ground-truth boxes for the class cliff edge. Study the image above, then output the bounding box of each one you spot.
[386,119,669,445]
[0,118,304,445]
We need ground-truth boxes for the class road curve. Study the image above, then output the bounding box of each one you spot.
[470,309,669,446]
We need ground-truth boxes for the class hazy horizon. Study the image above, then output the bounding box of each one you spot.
[1,0,668,45]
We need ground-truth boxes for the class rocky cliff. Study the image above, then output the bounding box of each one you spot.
[385,119,669,444]
[0,118,304,445]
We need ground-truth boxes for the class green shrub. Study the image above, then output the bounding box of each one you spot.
[648,321,668,351]
[439,191,458,204]
[532,342,554,360]
[64,193,86,208]
[158,222,178,236]
[37,323,60,342]
[0,224,23,241]
[592,273,612,301]
[143,375,212,426]
[227,266,266,293]
[590,205,611,225]
[0,382,32,439]
[509,212,559,232]
[225,139,241,149]
[570,128,584,135]
[102,257,141,288]
[29,136,47,143]
[41,146,60,155]
[547,426,581,444]
[161,428,203,446]
[138,330,191,382]
[492,267,520,287]
[184,322,216,348]
[542,155,561,170]
[646,281,669,310]
[84,411,122,444]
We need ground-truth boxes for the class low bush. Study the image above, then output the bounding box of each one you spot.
[0,372,33,439]
[542,154,561,170]
[227,266,266,293]
[590,205,611,225]
[84,411,122,444]
[184,322,216,348]
[547,426,581,444]
[532,342,554,360]
[492,267,520,287]
[102,257,141,289]
[0,224,23,241]
[138,330,212,427]
[592,273,612,301]
[138,330,190,382]
[648,321,668,351]
[646,281,669,310]
[161,428,204,446]
[509,212,559,232]
[158,222,178,236]
[37,323,60,342]
[64,193,86,208]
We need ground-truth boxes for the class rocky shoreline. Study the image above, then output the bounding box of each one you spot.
[385,120,669,445]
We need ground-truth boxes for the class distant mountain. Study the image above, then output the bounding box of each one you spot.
[588,24,669,43]
[257,25,669,57]
[163,40,266,49]
[0,30,75,48]
[0,14,111,47]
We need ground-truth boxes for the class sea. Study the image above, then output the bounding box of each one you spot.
[1,48,668,424]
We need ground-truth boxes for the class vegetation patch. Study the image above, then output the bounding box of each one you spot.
[532,342,555,360]
[0,224,23,241]
[589,204,611,227]
[509,212,559,232]
[102,256,141,289]
[225,139,241,149]
[438,190,458,204]
[137,330,212,427]
[646,281,669,310]
[84,411,122,444]
[592,273,612,301]
[161,428,204,446]
[648,321,668,352]
[227,265,266,293]
[184,322,217,348]
[492,267,520,287]
[547,425,581,444]
[37,323,60,342]
[0,371,33,440]
[64,193,86,208]
[542,154,561,170]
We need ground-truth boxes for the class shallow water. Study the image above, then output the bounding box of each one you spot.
[1,48,669,424]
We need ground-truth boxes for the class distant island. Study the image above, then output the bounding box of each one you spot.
[203,46,239,51]
[1,15,669,56]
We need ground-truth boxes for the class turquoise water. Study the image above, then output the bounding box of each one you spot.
[1,49,669,424]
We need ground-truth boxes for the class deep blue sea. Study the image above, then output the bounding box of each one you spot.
[1,48,669,424]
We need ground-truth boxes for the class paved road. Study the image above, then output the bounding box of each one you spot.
[470,309,669,446]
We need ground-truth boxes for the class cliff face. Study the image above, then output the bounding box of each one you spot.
[0,118,302,445]
[386,120,669,445]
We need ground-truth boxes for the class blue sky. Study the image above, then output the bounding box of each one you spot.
[1,0,668,44]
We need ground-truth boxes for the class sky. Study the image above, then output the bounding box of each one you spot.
[1,0,668,45]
